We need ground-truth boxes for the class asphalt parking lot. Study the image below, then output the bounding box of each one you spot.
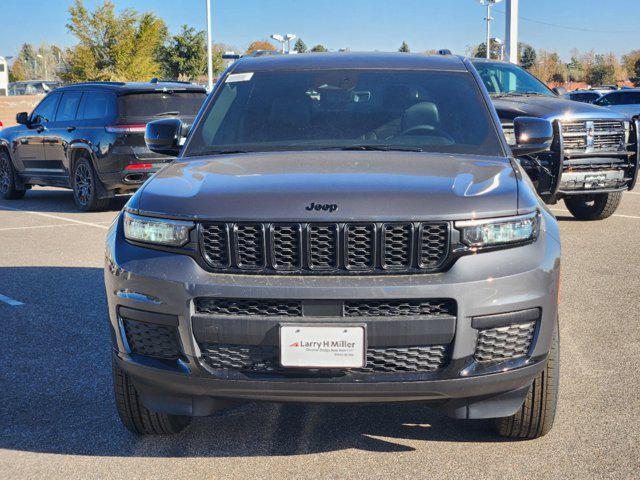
[1,186,639,479]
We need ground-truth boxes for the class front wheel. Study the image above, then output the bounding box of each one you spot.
[492,318,559,439]
[112,358,191,435]
[564,192,622,221]
[72,158,110,211]
[0,150,26,200]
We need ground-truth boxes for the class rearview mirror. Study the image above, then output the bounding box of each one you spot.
[16,112,29,125]
[145,118,184,156]
[510,117,553,156]
[552,86,567,96]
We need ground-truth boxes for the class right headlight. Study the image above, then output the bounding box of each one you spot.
[455,211,539,249]
[123,211,193,247]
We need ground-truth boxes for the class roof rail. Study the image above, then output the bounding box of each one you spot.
[69,81,127,86]
[438,49,452,55]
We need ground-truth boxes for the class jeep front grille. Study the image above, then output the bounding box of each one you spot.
[561,120,627,155]
[199,343,449,373]
[199,222,450,274]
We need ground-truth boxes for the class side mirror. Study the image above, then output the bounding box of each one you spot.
[552,86,567,96]
[145,118,184,156]
[16,112,29,125]
[510,117,553,156]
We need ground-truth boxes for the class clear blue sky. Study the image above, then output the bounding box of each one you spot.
[1,0,638,60]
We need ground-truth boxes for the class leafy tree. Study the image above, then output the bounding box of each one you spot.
[530,50,566,83]
[474,39,502,59]
[633,59,640,87]
[622,49,640,82]
[293,38,307,54]
[8,43,66,81]
[586,62,615,86]
[159,25,207,80]
[398,41,410,53]
[62,0,167,82]
[519,43,536,70]
[246,40,276,54]
[566,56,584,82]
[310,44,328,53]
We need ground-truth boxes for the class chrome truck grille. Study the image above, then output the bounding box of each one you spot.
[561,120,627,155]
[199,222,450,275]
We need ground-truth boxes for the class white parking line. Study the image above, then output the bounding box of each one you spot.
[0,205,110,229]
[550,208,640,220]
[0,293,24,306]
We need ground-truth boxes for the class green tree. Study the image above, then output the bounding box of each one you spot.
[158,25,207,80]
[474,39,501,59]
[633,59,640,87]
[63,0,167,82]
[293,38,307,54]
[566,56,584,82]
[398,41,410,53]
[519,43,536,70]
[587,62,615,86]
[310,44,328,53]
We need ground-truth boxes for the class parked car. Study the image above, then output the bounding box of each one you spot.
[8,80,61,96]
[0,81,207,210]
[594,89,640,121]
[472,59,638,221]
[563,89,602,104]
[106,52,561,440]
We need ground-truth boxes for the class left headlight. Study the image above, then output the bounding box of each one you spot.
[455,211,539,249]
[123,212,193,247]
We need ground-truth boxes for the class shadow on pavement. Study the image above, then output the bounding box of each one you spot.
[0,188,129,214]
[0,266,508,459]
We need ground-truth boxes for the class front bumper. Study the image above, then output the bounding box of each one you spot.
[105,210,561,419]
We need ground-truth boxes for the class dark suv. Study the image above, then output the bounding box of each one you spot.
[0,81,206,211]
[106,53,561,440]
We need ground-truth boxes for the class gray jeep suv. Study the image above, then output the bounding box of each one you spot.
[105,53,561,439]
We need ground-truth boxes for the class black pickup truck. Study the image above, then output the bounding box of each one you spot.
[472,59,639,220]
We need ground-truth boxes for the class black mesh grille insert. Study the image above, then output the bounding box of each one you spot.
[344,299,456,317]
[235,224,265,269]
[199,343,448,373]
[122,319,180,359]
[345,224,375,270]
[272,224,302,270]
[201,223,230,268]
[308,224,338,270]
[382,224,412,269]
[474,322,536,362]
[199,222,449,274]
[195,298,303,317]
[419,223,449,268]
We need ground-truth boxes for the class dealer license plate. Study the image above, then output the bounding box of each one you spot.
[280,325,366,368]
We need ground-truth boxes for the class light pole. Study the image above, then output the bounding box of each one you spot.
[270,34,286,54]
[285,34,296,53]
[479,0,502,59]
[205,0,213,91]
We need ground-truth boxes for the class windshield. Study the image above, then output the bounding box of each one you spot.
[120,91,206,122]
[472,61,554,97]
[184,69,503,157]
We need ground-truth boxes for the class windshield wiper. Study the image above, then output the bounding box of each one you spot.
[337,145,424,152]
[154,111,180,117]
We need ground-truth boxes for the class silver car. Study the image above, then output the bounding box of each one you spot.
[594,89,640,121]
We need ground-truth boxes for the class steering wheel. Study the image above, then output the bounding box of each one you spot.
[397,125,455,142]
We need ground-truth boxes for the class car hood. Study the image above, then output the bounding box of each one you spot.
[491,94,627,122]
[135,151,519,222]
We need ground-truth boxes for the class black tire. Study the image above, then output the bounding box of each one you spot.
[72,157,110,211]
[564,192,622,221]
[112,357,191,435]
[0,149,26,200]
[493,318,559,440]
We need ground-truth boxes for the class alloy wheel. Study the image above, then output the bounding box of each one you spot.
[0,157,10,194]
[74,163,92,206]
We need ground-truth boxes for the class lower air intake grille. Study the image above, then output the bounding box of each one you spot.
[343,299,456,317]
[474,321,536,362]
[199,343,448,373]
[122,319,180,359]
[194,298,303,317]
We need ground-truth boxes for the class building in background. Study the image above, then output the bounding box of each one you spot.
[0,57,8,96]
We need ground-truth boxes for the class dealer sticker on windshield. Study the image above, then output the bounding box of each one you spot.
[225,72,254,83]
[280,325,366,368]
